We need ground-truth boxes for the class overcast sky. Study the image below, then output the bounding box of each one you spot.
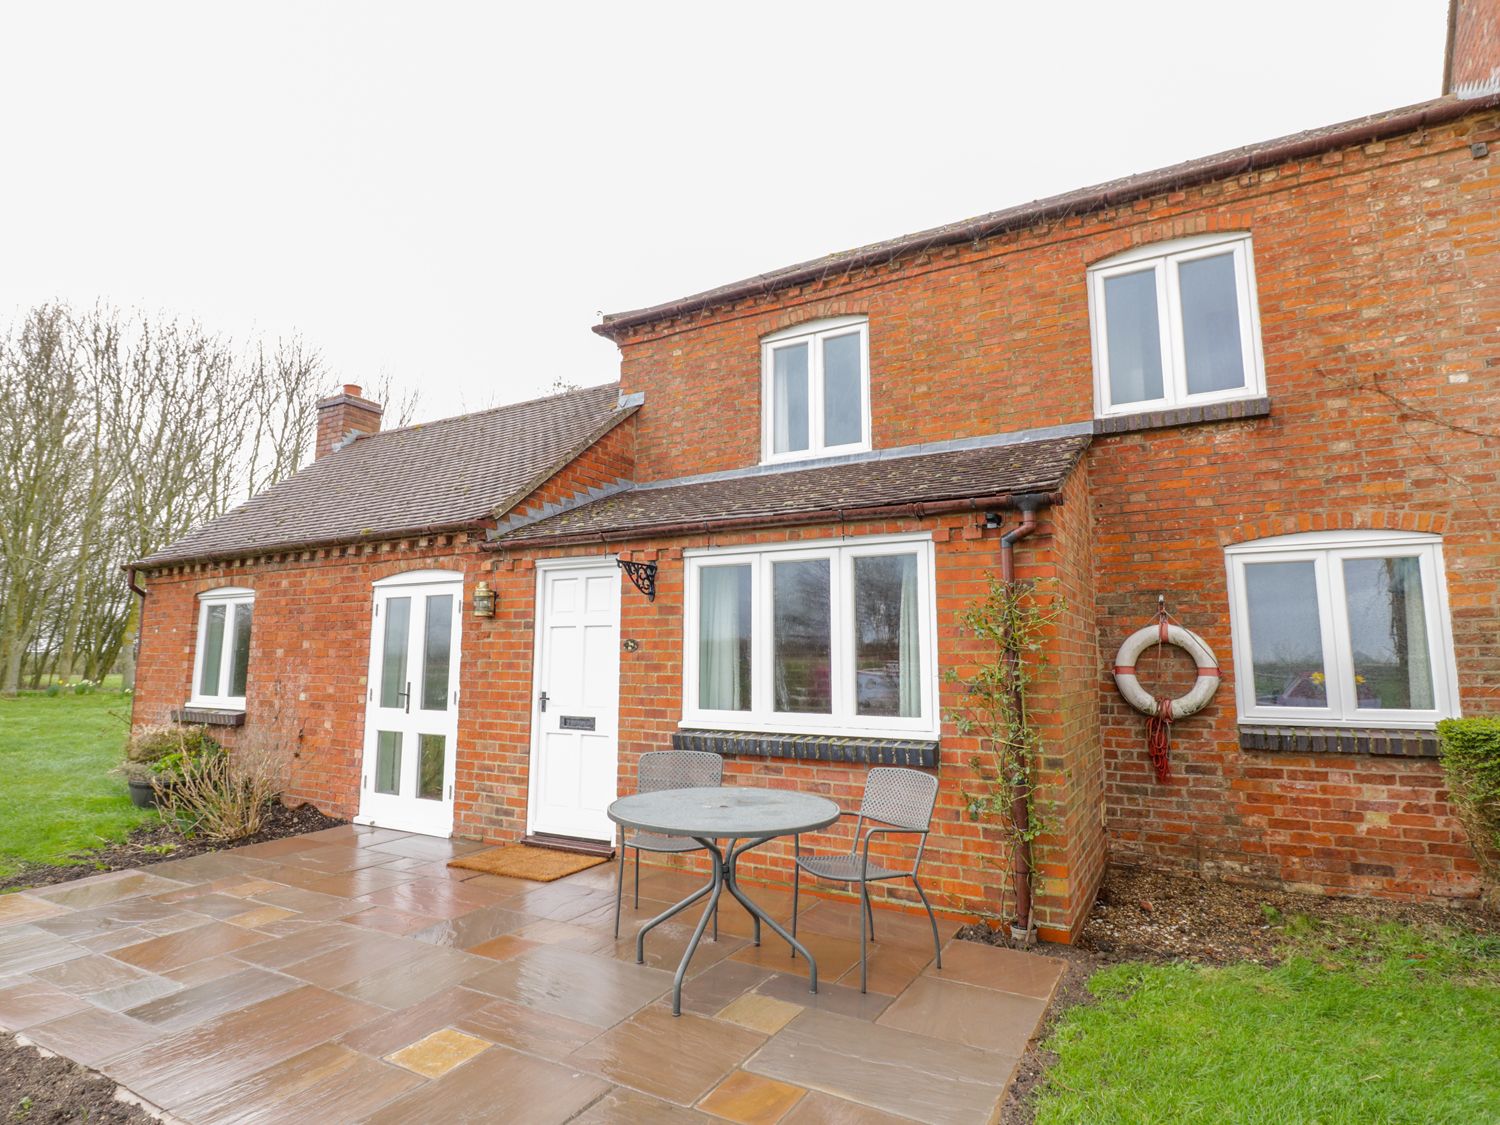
[0,1,1450,422]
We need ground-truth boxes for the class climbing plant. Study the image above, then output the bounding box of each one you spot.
[945,574,1065,940]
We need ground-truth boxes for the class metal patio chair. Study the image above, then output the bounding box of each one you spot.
[614,749,724,939]
[790,766,943,993]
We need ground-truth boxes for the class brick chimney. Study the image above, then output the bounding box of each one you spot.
[315,384,383,458]
[1445,0,1500,98]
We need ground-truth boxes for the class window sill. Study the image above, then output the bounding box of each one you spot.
[1239,725,1439,758]
[673,728,938,768]
[1094,395,1271,435]
[172,705,246,728]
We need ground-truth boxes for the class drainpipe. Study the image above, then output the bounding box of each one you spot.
[987,495,1044,936]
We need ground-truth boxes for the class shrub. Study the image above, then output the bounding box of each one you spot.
[43,684,60,697]
[157,737,290,843]
[1437,717,1500,890]
[122,725,222,785]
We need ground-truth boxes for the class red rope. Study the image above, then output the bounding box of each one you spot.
[1146,697,1173,783]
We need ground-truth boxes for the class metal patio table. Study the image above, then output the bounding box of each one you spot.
[608,785,840,1016]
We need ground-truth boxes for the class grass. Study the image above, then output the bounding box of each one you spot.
[1035,914,1500,1124]
[0,691,151,878]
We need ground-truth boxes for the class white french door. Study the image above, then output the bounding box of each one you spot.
[527,560,620,842]
[359,572,462,836]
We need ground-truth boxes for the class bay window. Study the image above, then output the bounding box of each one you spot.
[191,587,255,709]
[761,316,871,463]
[1225,532,1459,728]
[685,536,936,736]
[1089,233,1266,416]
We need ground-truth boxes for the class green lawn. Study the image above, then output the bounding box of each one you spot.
[1036,916,1500,1124]
[0,691,151,878]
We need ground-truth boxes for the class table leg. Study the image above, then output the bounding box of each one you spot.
[724,839,819,995]
[664,838,724,1016]
[635,876,716,965]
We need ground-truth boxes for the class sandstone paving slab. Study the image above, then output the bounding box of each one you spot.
[677,959,775,1018]
[298,865,425,898]
[337,985,497,1057]
[365,834,487,863]
[698,1069,808,1125]
[88,973,186,1012]
[105,984,384,1108]
[509,918,618,955]
[453,995,604,1061]
[466,934,542,963]
[375,856,490,880]
[925,939,1064,1000]
[601,924,745,975]
[0,894,68,927]
[569,1004,765,1106]
[249,885,368,920]
[746,1009,1014,1123]
[171,891,277,921]
[408,903,533,950]
[111,920,267,972]
[34,897,194,940]
[731,931,863,982]
[0,976,89,1029]
[32,869,189,909]
[877,975,1050,1055]
[124,965,301,1031]
[570,1087,715,1124]
[162,954,252,986]
[359,877,515,920]
[25,1006,160,1067]
[363,1042,610,1125]
[174,1041,424,1125]
[76,926,155,953]
[235,921,357,969]
[716,993,804,1036]
[344,904,442,936]
[0,924,89,976]
[335,944,491,1011]
[137,852,274,884]
[385,1026,492,1077]
[832,943,935,998]
[224,905,299,929]
[279,929,423,990]
[794,900,949,951]
[753,972,893,1022]
[32,952,152,996]
[781,1090,917,1124]
[465,945,673,1029]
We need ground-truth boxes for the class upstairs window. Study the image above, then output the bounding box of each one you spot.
[191,587,254,709]
[1225,532,1459,729]
[761,316,870,463]
[1089,234,1266,416]
[684,535,936,737]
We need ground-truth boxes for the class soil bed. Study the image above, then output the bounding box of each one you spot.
[0,802,345,893]
[1,1035,155,1124]
[960,862,1500,1125]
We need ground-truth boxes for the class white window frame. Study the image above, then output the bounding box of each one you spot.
[760,315,872,464]
[189,586,255,709]
[1088,233,1267,417]
[1225,531,1460,729]
[683,533,938,738]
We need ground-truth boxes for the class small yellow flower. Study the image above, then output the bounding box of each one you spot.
[1355,674,1366,685]
[1310,672,1325,685]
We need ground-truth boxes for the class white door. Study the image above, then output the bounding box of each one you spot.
[528,561,620,841]
[359,573,462,836]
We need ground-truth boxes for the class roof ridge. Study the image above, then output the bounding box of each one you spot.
[349,380,621,446]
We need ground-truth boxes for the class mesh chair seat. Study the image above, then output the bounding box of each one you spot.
[627,829,705,854]
[794,852,905,882]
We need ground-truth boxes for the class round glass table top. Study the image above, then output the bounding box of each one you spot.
[608,786,840,839]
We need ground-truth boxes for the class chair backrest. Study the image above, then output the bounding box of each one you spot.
[860,767,938,831]
[637,749,723,794]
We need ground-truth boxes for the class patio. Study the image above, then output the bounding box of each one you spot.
[0,825,1062,1124]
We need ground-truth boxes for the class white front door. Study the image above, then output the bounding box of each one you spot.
[359,573,462,836]
[528,561,620,842]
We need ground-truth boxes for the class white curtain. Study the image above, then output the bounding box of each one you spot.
[898,555,920,718]
[1401,559,1435,710]
[700,567,746,710]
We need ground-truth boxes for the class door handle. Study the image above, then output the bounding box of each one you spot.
[400,681,410,713]
[538,691,548,713]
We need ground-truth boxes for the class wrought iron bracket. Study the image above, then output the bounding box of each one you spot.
[617,557,658,602]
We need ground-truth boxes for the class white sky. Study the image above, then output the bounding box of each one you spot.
[0,1,1451,422]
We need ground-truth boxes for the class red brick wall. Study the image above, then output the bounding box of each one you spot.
[506,413,636,520]
[1450,0,1500,96]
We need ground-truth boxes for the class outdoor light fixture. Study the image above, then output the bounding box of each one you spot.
[471,581,496,618]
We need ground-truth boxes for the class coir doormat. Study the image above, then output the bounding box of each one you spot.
[448,844,608,882]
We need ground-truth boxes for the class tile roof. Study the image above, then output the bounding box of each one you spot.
[494,433,1090,546]
[596,92,1500,339]
[137,383,630,567]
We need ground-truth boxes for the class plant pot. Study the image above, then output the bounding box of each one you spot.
[1009,922,1037,947]
[127,778,157,809]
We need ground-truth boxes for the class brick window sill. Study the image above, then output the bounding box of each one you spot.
[672,729,938,768]
[171,705,246,728]
[1094,395,1271,435]
[1239,725,1438,758]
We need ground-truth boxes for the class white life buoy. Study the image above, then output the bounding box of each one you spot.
[1113,623,1220,720]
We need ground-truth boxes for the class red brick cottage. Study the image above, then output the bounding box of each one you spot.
[133,22,1500,942]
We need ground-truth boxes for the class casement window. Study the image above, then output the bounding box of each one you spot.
[684,535,937,737]
[1225,532,1459,729]
[761,316,871,463]
[1088,233,1266,416]
[190,587,254,709]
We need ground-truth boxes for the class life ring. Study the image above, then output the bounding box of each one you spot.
[1113,623,1220,719]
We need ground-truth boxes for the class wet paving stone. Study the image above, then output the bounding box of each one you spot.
[677,959,775,1018]
[569,1004,765,1106]
[343,904,443,936]
[780,1090,915,1124]
[385,1026,492,1077]
[282,930,422,990]
[570,1087,714,1124]
[453,995,603,1061]
[0,894,68,927]
[407,904,533,950]
[363,1042,610,1125]
[124,966,301,1031]
[338,985,496,1058]
[26,1006,160,1067]
[335,945,491,1011]
[715,993,804,1036]
[752,973,892,1023]
[0,977,90,1029]
[111,921,268,973]
[876,974,1049,1054]
[925,938,1065,999]
[32,953,151,996]
[174,1042,424,1125]
[0,925,89,976]
[466,946,672,1029]
[33,870,188,909]
[697,1069,808,1125]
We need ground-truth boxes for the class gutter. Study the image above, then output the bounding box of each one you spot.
[482,488,1066,551]
[127,566,146,599]
[596,92,1500,340]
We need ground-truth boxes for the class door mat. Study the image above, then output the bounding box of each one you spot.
[448,844,609,882]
